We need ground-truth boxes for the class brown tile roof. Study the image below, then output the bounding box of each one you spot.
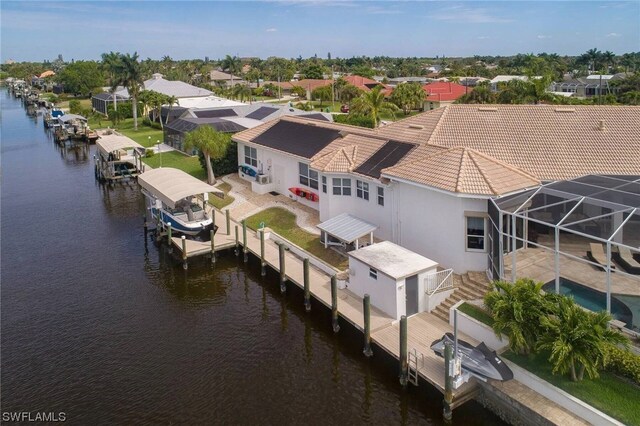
[394,105,640,180]
[382,147,541,196]
[376,107,447,143]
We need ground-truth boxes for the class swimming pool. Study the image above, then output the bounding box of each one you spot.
[543,278,637,331]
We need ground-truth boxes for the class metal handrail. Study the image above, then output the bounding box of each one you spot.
[425,269,454,295]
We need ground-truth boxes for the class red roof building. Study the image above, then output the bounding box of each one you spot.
[422,81,470,103]
[343,75,386,92]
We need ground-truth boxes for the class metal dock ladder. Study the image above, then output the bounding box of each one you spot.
[408,349,421,386]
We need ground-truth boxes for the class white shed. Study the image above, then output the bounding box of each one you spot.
[347,241,438,320]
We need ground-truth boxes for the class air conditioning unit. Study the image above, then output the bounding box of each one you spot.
[257,174,269,184]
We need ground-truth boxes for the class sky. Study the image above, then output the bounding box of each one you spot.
[1,1,639,62]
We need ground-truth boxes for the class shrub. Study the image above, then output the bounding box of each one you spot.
[69,99,81,114]
[605,345,640,385]
[145,149,154,158]
[334,114,375,128]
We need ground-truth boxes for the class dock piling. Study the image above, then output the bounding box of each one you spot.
[210,229,216,263]
[399,315,408,386]
[443,341,454,422]
[143,215,148,234]
[226,209,230,235]
[303,258,311,312]
[363,294,373,357]
[234,225,239,256]
[331,275,340,333]
[181,235,188,270]
[278,243,286,293]
[260,229,266,276]
[167,223,173,253]
[242,220,248,263]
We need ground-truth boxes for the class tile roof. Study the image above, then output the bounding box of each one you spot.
[422,81,470,102]
[382,147,541,196]
[343,75,386,91]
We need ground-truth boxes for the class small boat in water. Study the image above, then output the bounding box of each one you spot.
[138,168,223,237]
[430,333,513,382]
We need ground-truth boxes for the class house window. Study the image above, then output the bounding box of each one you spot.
[332,178,351,196]
[299,163,318,190]
[466,216,486,251]
[369,268,378,279]
[356,180,369,200]
[377,186,384,206]
[244,146,257,167]
[322,176,327,193]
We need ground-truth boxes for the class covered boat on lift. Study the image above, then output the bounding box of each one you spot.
[95,132,145,182]
[138,168,223,237]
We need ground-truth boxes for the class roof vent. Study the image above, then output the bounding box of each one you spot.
[408,124,424,130]
[339,130,350,138]
[554,108,575,113]
[598,120,606,131]
[478,107,498,112]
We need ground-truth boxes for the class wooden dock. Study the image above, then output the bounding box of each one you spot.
[166,207,592,425]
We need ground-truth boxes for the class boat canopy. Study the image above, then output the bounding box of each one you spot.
[58,114,87,123]
[97,134,144,156]
[138,167,222,209]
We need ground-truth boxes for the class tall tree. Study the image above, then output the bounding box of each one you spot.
[113,53,144,130]
[221,55,242,86]
[57,61,105,96]
[351,86,399,127]
[102,51,122,111]
[311,85,332,107]
[164,95,178,125]
[184,126,230,184]
[390,82,425,114]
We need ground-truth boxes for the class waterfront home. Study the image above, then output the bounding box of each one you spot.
[233,105,639,275]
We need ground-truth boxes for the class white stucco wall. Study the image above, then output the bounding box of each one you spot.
[319,173,394,242]
[394,182,489,274]
[237,142,320,211]
[348,257,400,319]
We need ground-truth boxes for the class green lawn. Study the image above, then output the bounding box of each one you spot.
[458,302,494,326]
[209,181,235,210]
[309,101,343,113]
[101,118,164,148]
[244,207,348,270]
[504,351,640,425]
[141,151,206,180]
[379,109,421,122]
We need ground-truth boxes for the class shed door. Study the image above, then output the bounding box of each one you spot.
[274,165,284,193]
[405,275,419,316]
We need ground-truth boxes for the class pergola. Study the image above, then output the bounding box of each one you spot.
[317,213,378,250]
[489,175,640,324]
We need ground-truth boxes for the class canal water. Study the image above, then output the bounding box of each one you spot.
[0,90,504,425]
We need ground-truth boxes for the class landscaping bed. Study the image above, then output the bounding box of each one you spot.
[244,207,348,269]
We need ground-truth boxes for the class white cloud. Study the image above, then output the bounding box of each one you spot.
[606,32,622,37]
[477,36,491,40]
[365,6,402,15]
[266,28,278,32]
[537,35,552,39]
[428,6,512,24]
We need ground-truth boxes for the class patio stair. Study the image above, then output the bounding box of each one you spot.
[431,272,491,323]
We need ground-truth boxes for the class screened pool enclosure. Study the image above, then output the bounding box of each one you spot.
[488,175,640,331]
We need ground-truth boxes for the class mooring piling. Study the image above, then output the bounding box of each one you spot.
[278,242,286,293]
[210,229,216,263]
[363,294,373,357]
[331,275,340,333]
[303,258,311,312]
[234,225,239,256]
[167,222,173,253]
[181,235,188,270]
[399,315,408,386]
[260,229,266,276]
[242,220,248,263]
[226,209,230,235]
[443,341,454,422]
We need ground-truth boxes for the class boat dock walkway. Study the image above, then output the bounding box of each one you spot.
[167,207,589,425]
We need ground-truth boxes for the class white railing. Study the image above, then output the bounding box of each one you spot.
[425,269,454,295]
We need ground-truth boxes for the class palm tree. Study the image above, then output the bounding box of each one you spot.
[113,52,144,130]
[602,51,616,73]
[585,48,602,73]
[183,126,230,185]
[537,297,627,381]
[232,84,252,102]
[351,86,399,127]
[221,55,242,87]
[101,51,122,112]
[164,95,178,125]
[484,279,550,355]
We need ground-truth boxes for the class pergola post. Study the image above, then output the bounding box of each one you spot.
[606,241,612,313]
[554,227,560,294]
[369,232,373,245]
[511,215,517,283]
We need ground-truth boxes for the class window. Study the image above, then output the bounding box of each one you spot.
[322,176,327,193]
[244,146,257,167]
[356,180,369,200]
[332,178,351,196]
[299,163,318,189]
[466,216,486,251]
[369,268,378,279]
[377,186,384,206]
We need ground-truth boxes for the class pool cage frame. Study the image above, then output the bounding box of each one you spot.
[487,175,640,319]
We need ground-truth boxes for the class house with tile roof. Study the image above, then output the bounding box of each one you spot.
[232,104,639,273]
[422,81,471,110]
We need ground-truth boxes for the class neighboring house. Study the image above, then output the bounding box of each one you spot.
[551,74,627,98]
[422,81,470,110]
[387,77,429,86]
[232,105,640,275]
[164,103,332,153]
[343,75,387,92]
[458,77,490,87]
[91,73,214,115]
[210,70,245,87]
[489,75,531,92]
